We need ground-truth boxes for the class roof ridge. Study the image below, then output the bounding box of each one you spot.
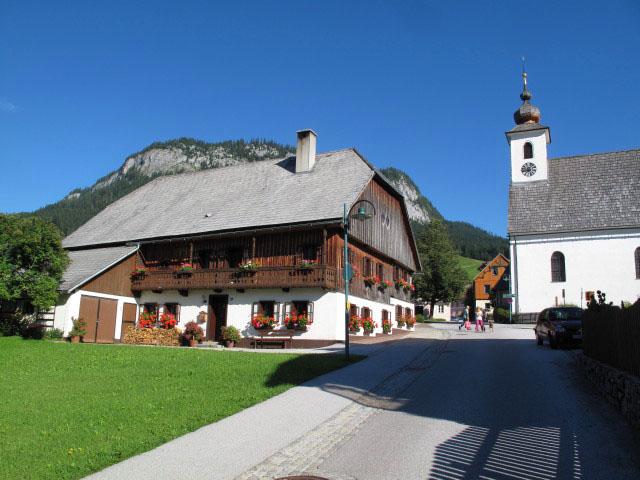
[550,148,640,162]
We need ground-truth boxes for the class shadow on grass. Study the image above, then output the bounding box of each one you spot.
[264,353,365,388]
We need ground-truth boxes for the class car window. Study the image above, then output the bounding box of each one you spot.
[554,308,583,320]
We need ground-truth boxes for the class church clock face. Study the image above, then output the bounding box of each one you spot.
[521,162,537,177]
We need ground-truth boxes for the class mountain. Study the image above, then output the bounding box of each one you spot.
[24,137,508,261]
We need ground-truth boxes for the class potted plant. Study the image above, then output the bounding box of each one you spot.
[176,262,195,276]
[238,260,261,271]
[382,318,393,334]
[351,264,361,278]
[138,312,156,328]
[395,278,409,290]
[159,312,177,329]
[220,325,241,348]
[363,275,380,287]
[405,315,417,329]
[361,317,377,334]
[380,280,393,289]
[396,315,406,328]
[130,265,148,278]
[182,321,204,347]
[69,317,87,343]
[349,315,362,332]
[251,313,277,330]
[297,258,318,269]
[283,312,313,331]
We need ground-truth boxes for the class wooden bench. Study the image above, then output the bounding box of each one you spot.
[252,329,295,349]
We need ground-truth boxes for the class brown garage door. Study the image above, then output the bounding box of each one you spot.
[78,295,118,344]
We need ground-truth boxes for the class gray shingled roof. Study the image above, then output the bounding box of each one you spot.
[63,149,375,248]
[59,246,138,292]
[508,149,640,234]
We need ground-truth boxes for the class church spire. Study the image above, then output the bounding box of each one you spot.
[514,57,540,124]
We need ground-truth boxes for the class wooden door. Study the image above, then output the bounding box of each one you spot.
[121,303,137,337]
[95,298,117,343]
[78,295,118,344]
[207,295,228,341]
[79,295,99,342]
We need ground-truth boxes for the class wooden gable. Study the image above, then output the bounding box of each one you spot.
[346,175,419,271]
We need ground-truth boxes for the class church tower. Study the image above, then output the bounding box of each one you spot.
[505,68,551,183]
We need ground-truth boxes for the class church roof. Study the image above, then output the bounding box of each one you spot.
[62,149,378,249]
[508,149,640,235]
[508,123,549,133]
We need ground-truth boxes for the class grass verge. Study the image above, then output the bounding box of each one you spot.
[456,255,484,283]
[0,337,361,479]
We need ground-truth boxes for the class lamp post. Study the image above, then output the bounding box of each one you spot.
[343,200,376,361]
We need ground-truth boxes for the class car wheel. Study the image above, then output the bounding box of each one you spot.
[536,332,543,345]
[549,334,558,349]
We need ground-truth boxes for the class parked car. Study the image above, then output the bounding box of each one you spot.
[534,307,583,349]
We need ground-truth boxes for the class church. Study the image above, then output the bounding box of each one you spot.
[507,72,640,313]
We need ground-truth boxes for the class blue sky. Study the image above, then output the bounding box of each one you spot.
[1,0,639,237]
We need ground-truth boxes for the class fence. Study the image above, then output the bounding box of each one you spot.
[511,312,539,324]
[582,303,640,378]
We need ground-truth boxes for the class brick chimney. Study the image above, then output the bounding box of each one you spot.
[295,129,317,173]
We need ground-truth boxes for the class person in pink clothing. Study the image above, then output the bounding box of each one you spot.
[475,307,484,332]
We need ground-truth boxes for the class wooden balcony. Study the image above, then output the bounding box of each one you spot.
[131,266,338,292]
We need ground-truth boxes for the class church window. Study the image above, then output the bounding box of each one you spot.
[635,247,640,279]
[551,252,566,283]
[523,142,533,159]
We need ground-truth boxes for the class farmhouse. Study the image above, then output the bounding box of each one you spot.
[507,73,640,313]
[472,253,510,312]
[53,130,419,346]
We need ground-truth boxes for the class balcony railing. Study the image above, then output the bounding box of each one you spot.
[131,265,338,292]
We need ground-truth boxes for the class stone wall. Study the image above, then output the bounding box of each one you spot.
[574,352,640,429]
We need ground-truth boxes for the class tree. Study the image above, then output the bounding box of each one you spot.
[0,214,69,311]
[413,219,467,317]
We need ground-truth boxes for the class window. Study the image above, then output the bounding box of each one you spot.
[342,248,355,268]
[551,251,566,282]
[382,310,389,321]
[438,305,444,313]
[302,244,319,262]
[396,305,403,322]
[226,247,245,268]
[491,266,498,276]
[364,257,373,277]
[252,301,281,321]
[484,284,491,294]
[350,304,359,318]
[164,303,181,322]
[405,307,412,317]
[142,303,159,326]
[523,142,533,159]
[362,307,371,319]
[635,247,640,279]
[376,263,384,281]
[284,301,313,322]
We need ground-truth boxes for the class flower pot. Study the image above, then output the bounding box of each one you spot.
[225,340,235,348]
[189,339,199,347]
[295,326,308,331]
[176,271,193,277]
[383,329,392,334]
[70,336,79,343]
[349,328,360,333]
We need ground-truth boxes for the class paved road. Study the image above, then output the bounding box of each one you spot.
[315,324,640,480]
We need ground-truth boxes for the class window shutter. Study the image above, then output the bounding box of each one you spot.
[251,302,259,317]
[274,303,281,322]
[175,304,181,322]
[308,302,314,322]
[284,302,292,317]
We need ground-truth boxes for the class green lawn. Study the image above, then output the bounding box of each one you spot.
[0,337,360,480]
[456,255,484,283]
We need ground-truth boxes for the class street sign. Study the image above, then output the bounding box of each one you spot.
[504,293,516,298]
[342,264,353,281]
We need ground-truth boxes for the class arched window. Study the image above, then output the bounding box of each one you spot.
[523,142,533,159]
[635,247,640,279]
[551,252,566,282]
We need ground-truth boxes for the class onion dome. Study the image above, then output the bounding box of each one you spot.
[514,72,541,124]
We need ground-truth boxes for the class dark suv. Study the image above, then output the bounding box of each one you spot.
[534,307,583,349]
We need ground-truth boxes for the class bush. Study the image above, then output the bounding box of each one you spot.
[0,314,29,337]
[220,325,241,342]
[415,314,428,323]
[43,328,63,340]
[494,308,510,324]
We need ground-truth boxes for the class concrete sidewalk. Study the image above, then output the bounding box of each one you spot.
[85,325,443,480]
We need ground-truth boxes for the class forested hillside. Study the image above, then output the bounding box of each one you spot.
[21,137,508,261]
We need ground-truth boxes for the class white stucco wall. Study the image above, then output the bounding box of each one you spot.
[53,290,138,339]
[510,228,640,313]
[508,129,549,183]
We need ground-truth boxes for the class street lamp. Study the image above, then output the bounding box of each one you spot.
[343,200,376,361]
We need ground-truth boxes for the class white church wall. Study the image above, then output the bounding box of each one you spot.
[509,129,549,183]
[511,228,640,313]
